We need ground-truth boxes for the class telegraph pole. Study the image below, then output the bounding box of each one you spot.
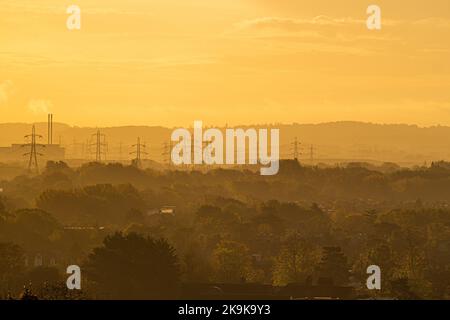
[310,144,314,164]
[22,125,45,174]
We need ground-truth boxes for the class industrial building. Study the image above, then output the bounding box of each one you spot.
[0,143,65,163]
[0,114,65,164]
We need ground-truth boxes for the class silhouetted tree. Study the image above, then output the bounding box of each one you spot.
[84,232,180,299]
[211,240,255,283]
[273,234,321,286]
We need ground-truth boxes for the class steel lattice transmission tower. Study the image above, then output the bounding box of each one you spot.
[291,137,300,161]
[161,141,172,166]
[130,137,147,168]
[22,125,45,174]
[90,129,107,162]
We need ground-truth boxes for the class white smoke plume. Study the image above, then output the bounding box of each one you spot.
[28,99,53,114]
[0,80,13,105]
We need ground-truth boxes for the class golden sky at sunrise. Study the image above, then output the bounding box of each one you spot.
[1,0,450,127]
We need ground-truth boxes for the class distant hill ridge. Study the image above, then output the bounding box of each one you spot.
[1,121,449,164]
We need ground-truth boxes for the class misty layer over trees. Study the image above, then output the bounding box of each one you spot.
[0,160,449,299]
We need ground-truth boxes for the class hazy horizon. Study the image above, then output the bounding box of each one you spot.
[1,119,450,129]
[1,120,450,166]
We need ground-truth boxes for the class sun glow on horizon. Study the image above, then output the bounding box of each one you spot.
[1,0,450,127]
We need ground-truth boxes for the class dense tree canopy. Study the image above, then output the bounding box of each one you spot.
[0,161,449,299]
[84,232,180,299]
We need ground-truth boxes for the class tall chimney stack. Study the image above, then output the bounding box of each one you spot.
[48,114,50,145]
[48,114,53,145]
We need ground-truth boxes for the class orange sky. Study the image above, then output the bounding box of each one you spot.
[1,0,450,127]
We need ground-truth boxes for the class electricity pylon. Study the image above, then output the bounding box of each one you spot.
[162,141,172,166]
[119,141,123,161]
[130,137,147,168]
[22,125,45,174]
[291,137,300,161]
[90,129,107,162]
